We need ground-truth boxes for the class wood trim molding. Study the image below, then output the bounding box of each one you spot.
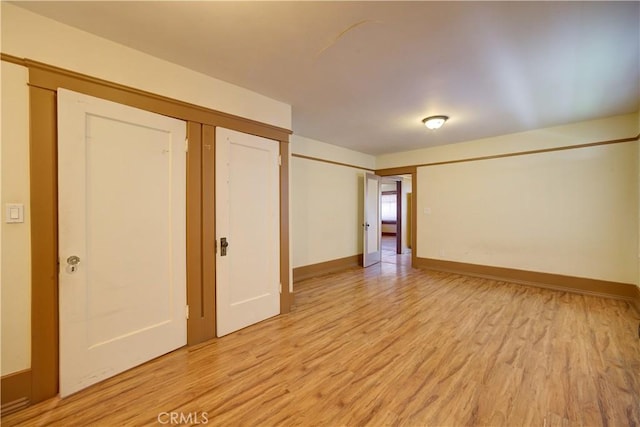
[280,142,293,312]
[410,173,417,266]
[201,125,216,338]
[293,255,362,284]
[415,257,639,301]
[186,121,203,345]
[375,166,418,176]
[633,286,640,316]
[185,122,215,345]
[1,53,291,142]
[29,85,59,403]
[395,180,402,254]
[1,52,27,66]
[1,369,31,415]
[376,135,639,173]
[292,153,374,172]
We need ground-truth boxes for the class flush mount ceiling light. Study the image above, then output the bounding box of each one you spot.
[422,115,449,130]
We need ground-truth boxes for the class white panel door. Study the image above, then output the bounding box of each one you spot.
[58,89,187,397]
[363,173,382,267]
[216,127,280,337]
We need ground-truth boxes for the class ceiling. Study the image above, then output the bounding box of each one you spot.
[13,1,640,155]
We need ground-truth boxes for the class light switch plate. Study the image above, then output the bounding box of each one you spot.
[5,203,24,223]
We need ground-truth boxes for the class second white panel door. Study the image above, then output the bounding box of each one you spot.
[215,127,280,337]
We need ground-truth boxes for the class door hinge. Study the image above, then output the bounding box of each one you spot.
[279,283,282,294]
[185,305,190,320]
[185,138,189,153]
[278,154,282,166]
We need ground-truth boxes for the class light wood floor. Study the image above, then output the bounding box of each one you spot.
[381,235,400,255]
[3,262,639,426]
[381,235,411,268]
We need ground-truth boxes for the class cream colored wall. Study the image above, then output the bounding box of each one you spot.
[378,113,638,169]
[417,140,639,284]
[401,176,412,253]
[377,114,639,284]
[291,135,375,268]
[1,3,291,130]
[292,134,376,170]
[1,61,31,376]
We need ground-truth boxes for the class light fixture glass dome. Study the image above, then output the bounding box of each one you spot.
[422,115,449,130]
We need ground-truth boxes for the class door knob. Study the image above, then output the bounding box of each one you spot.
[220,237,229,256]
[66,255,80,273]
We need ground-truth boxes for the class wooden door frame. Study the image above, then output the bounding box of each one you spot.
[3,54,292,406]
[395,180,402,254]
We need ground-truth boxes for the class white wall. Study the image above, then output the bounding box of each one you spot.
[380,182,396,192]
[1,3,291,130]
[291,135,375,268]
[416,139,639,285]
[1,61,31,375]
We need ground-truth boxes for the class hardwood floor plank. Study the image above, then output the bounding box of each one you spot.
[2,263,639,426]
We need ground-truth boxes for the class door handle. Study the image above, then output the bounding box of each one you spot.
[363,223,370,228]
[220,237,229,256]
[67,255,80,265]
[66,255,80,273]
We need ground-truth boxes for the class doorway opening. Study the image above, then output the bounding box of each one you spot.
[380,175,412,265]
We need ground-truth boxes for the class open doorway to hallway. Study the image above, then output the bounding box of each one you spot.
[380,175,412,265]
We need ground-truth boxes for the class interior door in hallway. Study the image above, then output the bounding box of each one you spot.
[215,127,280,337]
[57,89,187,397]
[363,173,382,267]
